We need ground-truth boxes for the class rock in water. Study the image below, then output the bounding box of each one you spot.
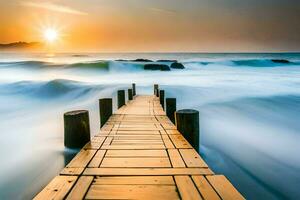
[170,62,185,69]
[134,58,153,62]
[271,59,290,64]
[144,64,171,71]
[157,60,178,63]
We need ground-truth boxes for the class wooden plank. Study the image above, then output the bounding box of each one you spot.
[101,144,166,150]
[66,176,94,200]
[92,136,106,143]
[88,150,106,168]
[93,176,175,185]
[168,149,186,168]
[179,149,208,168]
[103,137,113,145]
[112,140,163,144]
[169,134,192,149]
[166,130,181,135]
[207,175,245,200]
[84,136,105,149]
[60,168,84,176]
[86,185,180,200]
[34,176,77,200]
[175,176,203,200]
[112,135,162,140]
[111,142,164,146]
[192,176,221,200]
[116,130,161,135]
[119,124,157,128]
[67,149,97,168]
[101,157,171,168]
[83,168,214,176]
[161,123,177,130]
[117,127,161,131]
[106,150,168,157]
[162,134,175,148]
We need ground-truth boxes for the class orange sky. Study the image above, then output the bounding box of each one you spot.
[1,0,300,52]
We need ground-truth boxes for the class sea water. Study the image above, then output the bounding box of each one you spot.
[0,53,300,199]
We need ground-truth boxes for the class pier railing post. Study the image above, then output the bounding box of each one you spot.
[99,98,112,128]
[132,83,136,96]
[175,109,199,152]
[128,89,133,100]
[154,84,159,95]
[159,90,165,110]
[166,98,176,124]
[64,110,90,148]
[117,90,125,108]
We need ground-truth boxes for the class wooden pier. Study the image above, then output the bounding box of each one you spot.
[35,95,244,200]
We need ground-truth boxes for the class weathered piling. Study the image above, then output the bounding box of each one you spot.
[132,83,136,96]
[64,110,90,148]
[159,90,165,110]
[166,98,176,124]
[154,84,159,95]
[175,109,199,152]
[99,98,113,128]
[128,89,133,100]
[156,89,159,97]
[117,90,125,108]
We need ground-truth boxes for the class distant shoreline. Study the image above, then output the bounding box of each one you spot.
[0,42,42,51]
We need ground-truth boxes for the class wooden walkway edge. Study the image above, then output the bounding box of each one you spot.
[35,95,245,200]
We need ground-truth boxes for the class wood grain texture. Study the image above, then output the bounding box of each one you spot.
[192,176,221,200]
[66,176,94,200]
[86,185,180,200]
[34,176,77,200]
[175,176,203,200]
[180,149,208,168]
[83,168,213,176]
[93,176,175,185]
[168,149,186,168]
[207,175,245,200]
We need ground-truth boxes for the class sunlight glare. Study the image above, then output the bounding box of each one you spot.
[44,29,58,43]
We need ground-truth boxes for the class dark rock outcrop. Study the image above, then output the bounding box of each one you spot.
[271,59,290,64]
[115,59,153,62]
[170,62,185,69]
[133,59,153,62]
[144,64,170,71]
[157,60,178,63]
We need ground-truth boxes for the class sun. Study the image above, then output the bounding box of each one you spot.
[44,28,58,43]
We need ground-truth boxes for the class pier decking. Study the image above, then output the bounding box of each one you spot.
[35,95,244,200]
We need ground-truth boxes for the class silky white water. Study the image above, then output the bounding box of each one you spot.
[0,53,300,199]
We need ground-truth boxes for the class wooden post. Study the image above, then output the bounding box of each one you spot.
[166,98,176,124]
[156,89,159,97]
[132,83,136,96]
[154,84,159,95]
[159,90,165,110]
[175,109,199,152]
[128,89,133,100]
[64,110,90,148]
[99,98,112,128]
[117,90,125,108]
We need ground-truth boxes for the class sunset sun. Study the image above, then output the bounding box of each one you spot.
[44,28,58,43]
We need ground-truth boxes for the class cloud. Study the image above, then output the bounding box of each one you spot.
[149,7,176,15]
[20,1,88,15]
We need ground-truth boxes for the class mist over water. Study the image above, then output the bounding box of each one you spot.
[0,53,300,199]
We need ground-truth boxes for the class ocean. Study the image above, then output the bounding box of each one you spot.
[0,52,300,199]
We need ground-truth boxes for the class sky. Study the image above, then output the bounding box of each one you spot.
[0,0,300,52]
